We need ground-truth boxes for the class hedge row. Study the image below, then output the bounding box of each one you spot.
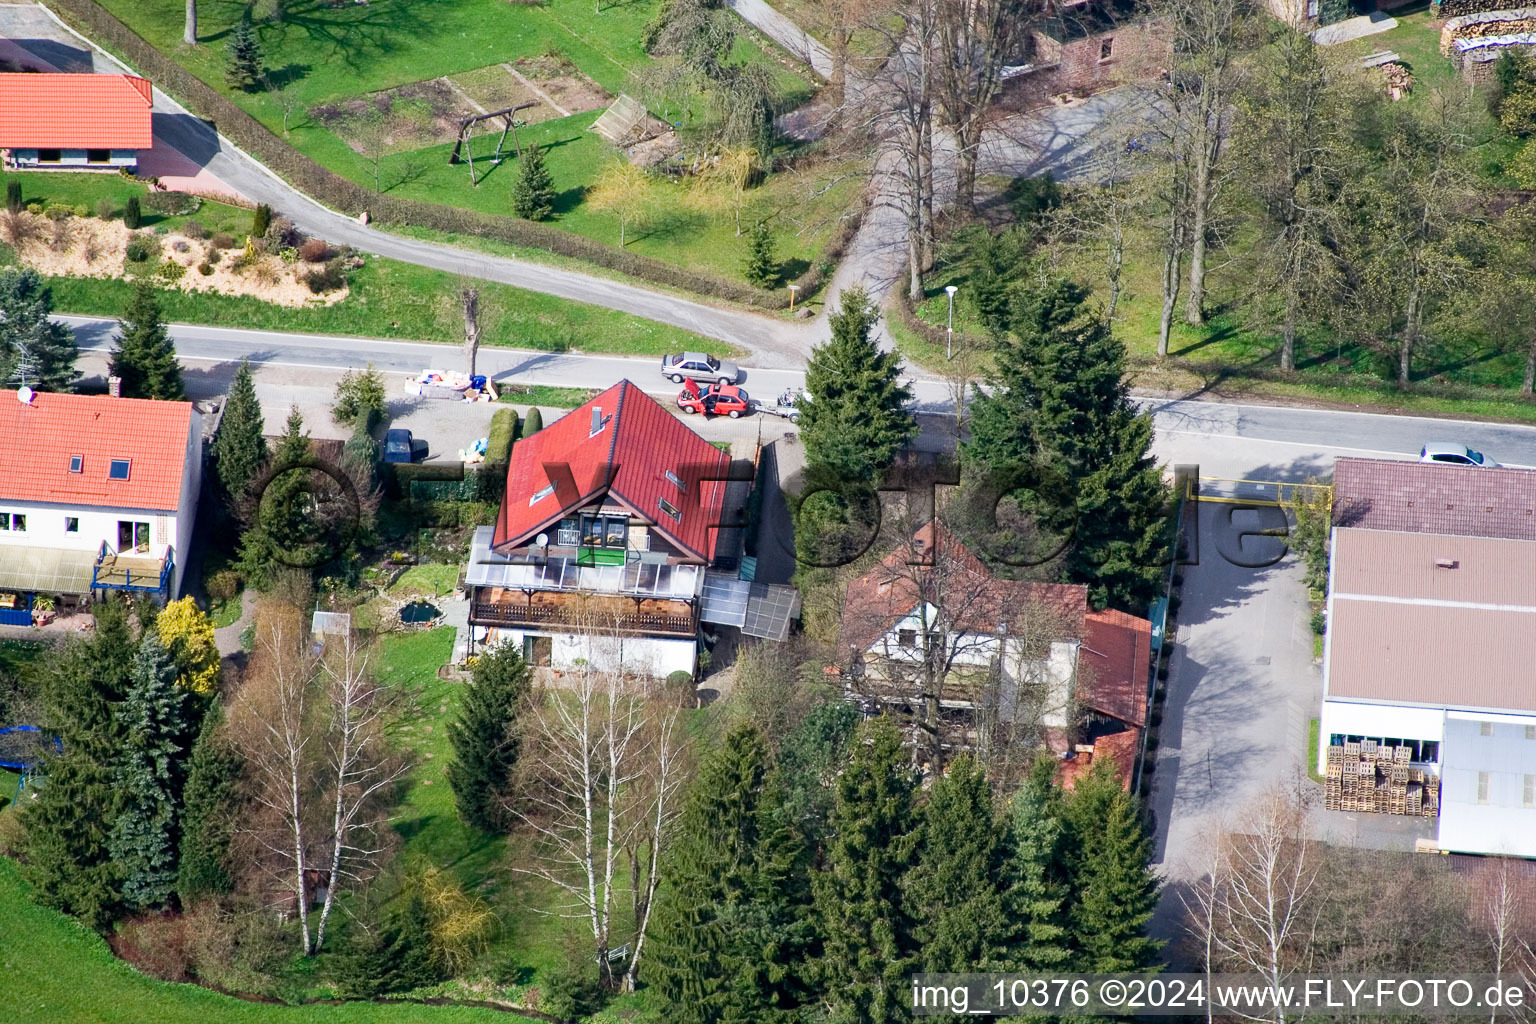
[43,0,860,311]
[1435,0,1525,18]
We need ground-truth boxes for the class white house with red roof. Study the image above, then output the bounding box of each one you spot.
[464,381,798,677]
[0,389,201,616]
[0,73,154,171]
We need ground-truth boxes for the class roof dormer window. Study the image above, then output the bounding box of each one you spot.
[530,483,555,506]
[108,458,131,480]
[69,455,83,474]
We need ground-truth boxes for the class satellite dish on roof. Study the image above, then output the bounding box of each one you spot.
[16,387,33,405]
[536,533,549,547]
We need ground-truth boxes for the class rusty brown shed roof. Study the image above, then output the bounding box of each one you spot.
[1332,458,1536,541]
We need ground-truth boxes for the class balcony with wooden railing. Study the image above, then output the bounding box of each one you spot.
[470,589,697,637]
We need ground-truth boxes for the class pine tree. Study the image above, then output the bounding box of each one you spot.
[812,716,917,1024]
[800,287,915,485]
[20,601,138,928]
[905,755,1012,972]
[123,195,141,230]
[225,18,264,92]
[335,883,443,997]
[238,406,310,585]
[965,277,1168,610]
[776,699,859,844]
[447,643,532,833]
[110,282,185,400]
[1003,757,1072,970]
[1060,757,1161,972]
[646,725,812,1024]
[743,219,776,288]
[109,631,194,913]
[511,144,556,221]
[213,359,266,503]
[178,705,242,905]
[0,267,79,391]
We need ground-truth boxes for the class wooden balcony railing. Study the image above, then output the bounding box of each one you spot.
[470,601,696,637]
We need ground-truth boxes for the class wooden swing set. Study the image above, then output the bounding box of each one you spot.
[448,101,538,185]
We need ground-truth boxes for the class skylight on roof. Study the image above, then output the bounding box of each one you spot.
[108,458,131,481]
[69,455,83,474]
[530,483,555,506]
[658,497,681,522]
[665,469,685,492]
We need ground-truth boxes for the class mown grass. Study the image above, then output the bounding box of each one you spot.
[90,0,833,278]
[3,171,250,233]
[45,253,716,356]
[0,855,520,1023]
[497,384,597,408]
[387,564,460,598]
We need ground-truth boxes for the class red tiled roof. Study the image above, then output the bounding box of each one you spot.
[1057,728,1140,791]
[0,74,154,149]
[1332,458,1536,541]
[493,381,730,563]
[839,520,1087,653]
[0,390,193,511]
[1080,607,1152,728]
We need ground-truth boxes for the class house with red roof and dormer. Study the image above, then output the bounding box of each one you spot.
[0,73,154,172]
[463,381,799,678]
[0,389,201,622]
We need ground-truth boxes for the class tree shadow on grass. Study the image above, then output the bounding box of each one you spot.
[1169,321,1239,359]
[252,0,438,77]
[551,185,587,217]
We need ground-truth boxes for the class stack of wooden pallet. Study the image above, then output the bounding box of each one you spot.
[1323,743,1440,818]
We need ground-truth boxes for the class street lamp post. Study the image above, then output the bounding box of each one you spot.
[788,283,800,313]
[945,285,958,360]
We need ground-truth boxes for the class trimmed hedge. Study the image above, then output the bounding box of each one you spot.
[486,408,517,464]
[41,0,860,311]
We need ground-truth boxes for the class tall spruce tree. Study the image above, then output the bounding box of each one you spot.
[511,144,556,221]
[0,267,79,391]
[20,601,138,928]
[812,716,918,1024]
[1060,757,1161,972]
[965,277,1168,610]
[237,406,311,586]
[1003,757,1072,970]
[776,699,859,845]
[110,282,185,400]
[225,18,264,91]
[178,704,242,904]
[213,359,266,503]
[800,287,915,485]
[905,755,1012,972]
[447,643,532,832]
[109,631,194,913]
[646,725,812,1024]
[743,219,777,288]
[334,882,443,997]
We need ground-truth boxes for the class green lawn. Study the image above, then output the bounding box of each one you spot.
[2,171,250,234]
[89,0,841,279]
[0,854,525,1023]
[45,250,715,356]
[209,593,244,629]
[497,383,598,408]
[1307,718,1323,784]
[387,564,460,598]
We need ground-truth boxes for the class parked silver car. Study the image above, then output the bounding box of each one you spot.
[661,351,740,386]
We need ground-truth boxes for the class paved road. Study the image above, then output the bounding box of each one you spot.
[729,0,833,79]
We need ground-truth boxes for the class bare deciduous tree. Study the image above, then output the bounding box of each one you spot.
[462,285,480,379]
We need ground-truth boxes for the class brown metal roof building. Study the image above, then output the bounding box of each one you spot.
[1332,458,1536,541]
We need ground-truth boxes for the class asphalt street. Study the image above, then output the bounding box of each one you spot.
[64,315,1536,472]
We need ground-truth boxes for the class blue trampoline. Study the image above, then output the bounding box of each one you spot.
[0,725,59,802]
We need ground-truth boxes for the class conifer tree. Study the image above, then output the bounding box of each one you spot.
[812,716,917,1024]
[238,406,310,586]
[335,883,442,997]
[966,277,1168,610]
[447,642,532,832]
[1004,757,1072,970]
[776,699,859,844]
[109,631,194,913]
[743,219,777,288]
[20,601,137,928]
[225,18,264,92]
[511,144,556,221]
[178,705,242,905]
[905,755,1011,972]
[110,281,185,400]
[0,267,79,391]
[1060,757,1161,972]
[646,725,812,1024]
[799,287,915,485]
[213,358,266,503]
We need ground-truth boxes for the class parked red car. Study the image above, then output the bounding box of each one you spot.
[677,378,752,418]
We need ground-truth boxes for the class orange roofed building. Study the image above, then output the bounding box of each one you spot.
[464,381,799,677]
[0,73,154,172]
[0,389,201,617]
[837,521,1153,783]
